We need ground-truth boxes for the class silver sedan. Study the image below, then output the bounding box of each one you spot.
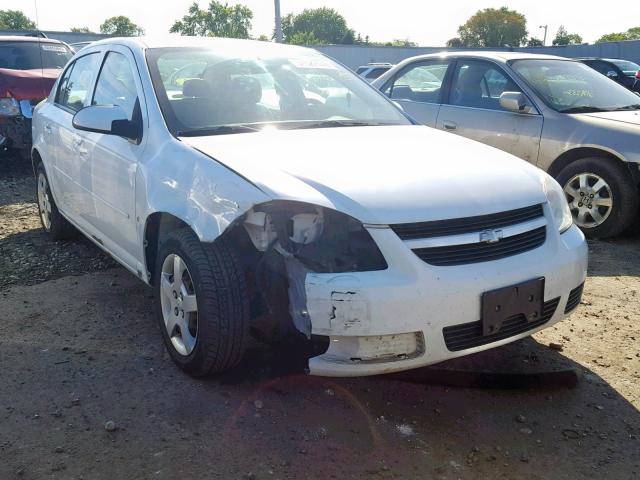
[373,52,640,238]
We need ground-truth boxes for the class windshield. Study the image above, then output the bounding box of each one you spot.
[511,59,640,113]
[146,46,409,135]
[610,59,640,76]
[0,41,73,70]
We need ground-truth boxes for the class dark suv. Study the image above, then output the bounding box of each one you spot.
[578,57,640,92]
[0,36,73,159]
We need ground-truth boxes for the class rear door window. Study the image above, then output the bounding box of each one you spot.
[386,61,449,104]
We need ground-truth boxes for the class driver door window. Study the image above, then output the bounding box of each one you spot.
[450,60,522,111]
[93,51,139,121]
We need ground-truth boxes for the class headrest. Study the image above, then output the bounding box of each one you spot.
[183,79,211,98]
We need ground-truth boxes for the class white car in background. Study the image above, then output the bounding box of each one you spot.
[356,62,393,82]
[31,37,587,377]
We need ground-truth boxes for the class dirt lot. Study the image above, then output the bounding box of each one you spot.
[1,158,638,479]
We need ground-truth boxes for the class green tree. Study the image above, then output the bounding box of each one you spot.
[256,34,270,42]
[170,1,253,39]
[456,7,528,47]
[70,27,93,33]
[0,10,36,30]
[596,26,640,43]
[446,37,464,48]
[282,8,356,45]
[100,16,144,36]
[527,37,544,47]
[552,26,582,46]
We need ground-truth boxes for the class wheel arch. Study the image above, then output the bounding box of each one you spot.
[547,147,636,182]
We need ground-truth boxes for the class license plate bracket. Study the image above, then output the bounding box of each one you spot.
[481,278,545,336]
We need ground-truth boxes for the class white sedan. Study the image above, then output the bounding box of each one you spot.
[31,37,588,377]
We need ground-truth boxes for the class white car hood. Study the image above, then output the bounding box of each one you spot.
[181,125,547,225]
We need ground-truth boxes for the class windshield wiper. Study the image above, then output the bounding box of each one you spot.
[560,106,609,114]
[177,125,261,137]
[286,120,395,130]
[610,104,640,111]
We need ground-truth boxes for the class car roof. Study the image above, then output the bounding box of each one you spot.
[0,35,65,44]
[86,35,314,56]
[398,50,569,64]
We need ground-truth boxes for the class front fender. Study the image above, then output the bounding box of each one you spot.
[138,138,270,243]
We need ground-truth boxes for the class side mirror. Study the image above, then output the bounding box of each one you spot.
[499,91,536,114]
[72,105,141,142]
[606,70,619,79]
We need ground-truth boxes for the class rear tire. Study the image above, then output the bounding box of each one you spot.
[35,162,77,240]
[154,229,250,377]
[557,157,639,238]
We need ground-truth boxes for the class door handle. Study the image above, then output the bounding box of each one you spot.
[443,121,458,131]
[72,137,83,148]
[44,124,53,134]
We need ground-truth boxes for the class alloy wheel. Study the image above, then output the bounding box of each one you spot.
[159,254,199,356]
[37,172,52,231]
[563,172,613,229]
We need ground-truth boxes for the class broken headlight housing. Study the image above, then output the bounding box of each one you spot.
[0,96,20,117]
[244,202,387,273]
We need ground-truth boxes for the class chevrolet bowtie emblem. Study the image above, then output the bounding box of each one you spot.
[480,229,504,244]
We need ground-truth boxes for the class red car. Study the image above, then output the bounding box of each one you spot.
[0,36,73,160]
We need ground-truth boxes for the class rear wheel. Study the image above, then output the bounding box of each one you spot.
[155,229,250,377]
[35,163,77,240]
[557,157,639,238]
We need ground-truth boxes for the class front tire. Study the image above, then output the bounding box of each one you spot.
[154,229,250,377]
[557,157,639,238]
[35,162,77,240]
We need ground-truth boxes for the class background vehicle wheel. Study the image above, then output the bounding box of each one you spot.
[557,157,639,238]
[155,229,250,377]
[35,163,77,240]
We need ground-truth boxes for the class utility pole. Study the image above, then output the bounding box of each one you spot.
[274,0,283,43]
[539,25,548,46]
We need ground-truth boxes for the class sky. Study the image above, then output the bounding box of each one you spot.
[2,0,636,45]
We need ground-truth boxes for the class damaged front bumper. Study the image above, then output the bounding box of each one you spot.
[304,223,587,377]
[0,100,36,151]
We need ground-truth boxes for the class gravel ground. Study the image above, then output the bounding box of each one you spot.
[0,155,638,479]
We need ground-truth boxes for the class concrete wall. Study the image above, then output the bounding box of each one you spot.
[3,29,639,69]
[315,41,640,70]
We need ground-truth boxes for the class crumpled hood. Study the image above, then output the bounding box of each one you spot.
[0,68,60,100]
[582,110,640,127]
[182,125,547,225]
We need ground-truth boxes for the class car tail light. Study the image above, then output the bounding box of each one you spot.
[636,70,640,79]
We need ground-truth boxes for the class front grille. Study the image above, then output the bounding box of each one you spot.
[564,282,584,313]
[413,227,546,266]
[390,204,544,240]
[443,297,560,352]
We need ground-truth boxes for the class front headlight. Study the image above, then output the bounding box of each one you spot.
[0,97,20,117]
[542,173,573,233]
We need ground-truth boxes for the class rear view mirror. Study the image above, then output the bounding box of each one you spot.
[499,92,536,114]
[73,105,141,142]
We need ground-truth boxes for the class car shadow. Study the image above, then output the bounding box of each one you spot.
[587,236,640,276]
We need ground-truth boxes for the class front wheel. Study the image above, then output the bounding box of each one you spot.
[557,157,639,238]
[154,229,250,377]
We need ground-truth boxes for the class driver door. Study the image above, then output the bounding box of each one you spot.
[77,46,147,268]
[436,59,543,164]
